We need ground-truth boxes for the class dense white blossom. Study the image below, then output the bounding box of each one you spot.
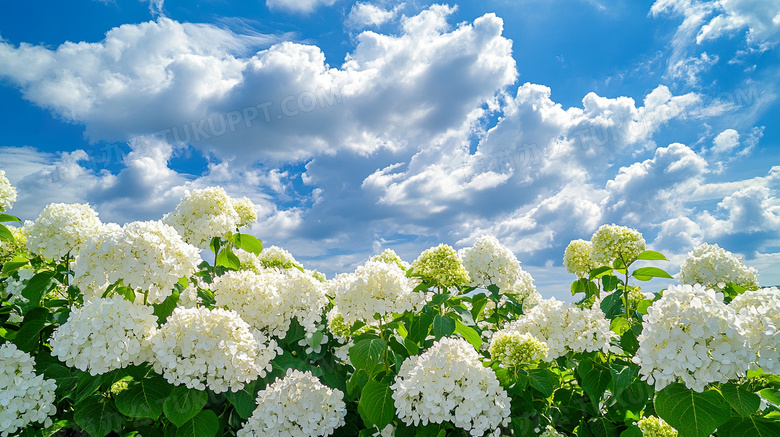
[163,186,257,249]
[369,248,411,271]
[392,337,510,436]
[460,235,525,292]
[0,343,57,437]
[633,284,752,392]
[212,268,327,337]
[150,307,280,393]
[0,170,16,212]
[331,261,427,326]
[24,203,104,260]
[73,220,202,304]
[237,369,346,437]
[237,245,301,271]
[590,224,646,265]
[488,331,549,367]
[49,296,158,375]
[678,243,758,290]
[410,244,471,289]
[730,287,780,373]
[563,239,597,278]
[502,298,614,361]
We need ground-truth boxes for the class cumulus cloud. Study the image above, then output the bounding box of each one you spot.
[346,2,405,29]
[265,0,337,14]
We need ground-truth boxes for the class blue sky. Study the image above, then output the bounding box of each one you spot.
[1,0,779,300]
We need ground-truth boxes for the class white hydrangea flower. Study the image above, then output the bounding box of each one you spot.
[49,295,159,375]
[163,186,257,249]
[0,170,16,212]
[488,331,549,367]
[237,245,302,271]
[563,239,597,278]
[730,287,780,373]
[0,343,57,437]
[369,248,411,271]
[212,268,327,337]
[149,307,280,393]
[590,224,646,265]
[637,415,678,437]
[237,369,346,437]
[4,268,34,306]
[502,298,615,361]
[73,220,202,304]
[460,235,524,291]
[678,243,759,290]
[411,244,471,289]
[392,337,510,436]
[24,203,104,260]
[331,261,428,326]
[633,284,753,392]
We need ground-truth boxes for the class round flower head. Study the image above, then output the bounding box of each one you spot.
[331,261,427,326]
[678,243,758,290]
[503,298,614,361]
[504,269,541,306]
[73,220,202,304]
[459,235,533,295]
[590,224,646,265]
[237,245,302,271]
[0,170,16,212]
[212,268,327,337]
[637,416,678,437]
[488,331,549,367]
[163,186,257,249]
[49,295,159,375]
[369,248,411,271]
[0,343,57,437]
[392,337,510,436]
[730,287,780,373]
[633,284,752,392]
[563,239,597,278]
[25,202,103,260]
[150,307,280,393]
[237,369,346,437]
[410,244,470,289]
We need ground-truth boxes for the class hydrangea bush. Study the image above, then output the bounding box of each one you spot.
[0,180,778,437]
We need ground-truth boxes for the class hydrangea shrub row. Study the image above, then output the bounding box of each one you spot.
[0,180,779,437]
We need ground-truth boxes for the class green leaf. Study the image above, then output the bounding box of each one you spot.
[637,299,653,315]
[584,417,618,437]
[601,290,624,319]
[234,233,262,255]
[470,293,488,321]
[215,247,240,270]
[577,359,612,405]
[164,386,209,427]
[1,259,29,276]
[13,307,49,353]
[511,417,535,436]
[74,396,122,437]
[528,368,558,398]
[619,425,643,437]
[589,266,613,280]
[153,290,180,324]
[349,338,386,375]
[432,314,455,339]
[602,275,620,292]
[42,363,78,396]
[720,383,760,417]
[175,410,219,437]
[115,378,170,420]
[0,223,13,242]
[209,237,221,254]
[631,267,674,281]
[21,270,56,305]
[759,388,780,405]
[635,250,668,261]
[358,381,395,429]
[72,372,107,405]
[620,328,640,355]
[408,313,433,344]
[717,416,780,437]
[0,213,21,223]
[454,320,481,350]
[655,383,731,437]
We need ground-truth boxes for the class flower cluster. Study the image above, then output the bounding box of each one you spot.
[212,268,327,337]
[637,416,678,437]
[49,296,158,375]
[332,261,426,326]
[24,203,104,260]
[237,369,346,437]
[677,243,758,290]
[0,170,16,212]
[3,268,34,307]
[410,244,471,289]
[369,248,411,271]
[503,298,614,361]
[730,287,780,374]
[488,331,549,367]
[0,343,57,437]
[238,245,302,271]
[163,186,257,249]
[150,307,280,393]
[563,239,597,278]
[633,284,752,392]
[590,224,646,265]
[73,220,202,304]
[392,337,510,436]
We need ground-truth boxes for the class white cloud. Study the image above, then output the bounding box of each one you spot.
[712,128,739,154]
[266,0,337,14]
[347,2,404,28]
